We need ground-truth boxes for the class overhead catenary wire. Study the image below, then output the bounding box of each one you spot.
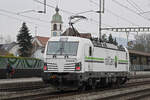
[34,0,75,15]
[0,0,114,39]
[89,0,139,26]
[72,9,113,27]
[126,0,142,13]
[112,0,150,23]
[34,0,112,28]
[0,8,103,35]
[89,18,113,27]
[17,10,37,15]
[0,12,50,29]
[2,0,143,37]
[129,0,144,12]
[0,9,50,23]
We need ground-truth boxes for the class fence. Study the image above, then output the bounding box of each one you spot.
[130,65,150,71]
[0,56,44,78]
[0,56,44,69]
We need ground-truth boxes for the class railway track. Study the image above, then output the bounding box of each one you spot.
[2,77,150,100]
[0,81,49,92]
[99,88,150,100]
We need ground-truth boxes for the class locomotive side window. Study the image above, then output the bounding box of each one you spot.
[126,53,128,59]
[89,47,92,56]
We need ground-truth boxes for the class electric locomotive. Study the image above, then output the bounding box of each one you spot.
[42,36,130,90]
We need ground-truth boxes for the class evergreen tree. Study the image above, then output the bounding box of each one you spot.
[17,22,32,57]
[108,34,114,43]
[113,38,118,46]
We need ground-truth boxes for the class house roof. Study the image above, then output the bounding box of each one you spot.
[80,33,92,39]
[129,50,150,57]
[0,42,17,56]
[0,42,17,51]
[36,36,49,46]
[62,27,80,36]
[62,27,91,39]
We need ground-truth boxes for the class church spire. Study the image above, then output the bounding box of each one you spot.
[55,5,59,13]
[51,5,63,37]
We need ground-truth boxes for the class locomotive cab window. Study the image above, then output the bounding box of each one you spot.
[89,47,92,56]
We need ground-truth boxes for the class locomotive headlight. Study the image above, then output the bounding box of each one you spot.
[43,63,47,71]
[75,62,82,71]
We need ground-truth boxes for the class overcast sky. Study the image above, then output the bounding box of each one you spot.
[0,0,150,43]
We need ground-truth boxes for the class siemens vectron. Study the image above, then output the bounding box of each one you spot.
[42,36,130,90]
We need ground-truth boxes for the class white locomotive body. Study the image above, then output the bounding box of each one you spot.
[42,36,130,90]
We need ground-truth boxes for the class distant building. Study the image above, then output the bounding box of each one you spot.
[0,42,19,56]
[9,45,20,56]
[62,27,92,39]
[32,36,49,48]
[32,36,49,60]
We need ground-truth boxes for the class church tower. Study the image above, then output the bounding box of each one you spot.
[51,6,63,37]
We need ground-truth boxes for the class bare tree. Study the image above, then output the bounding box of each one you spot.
[5,35,12,43]
[131,34,150,53]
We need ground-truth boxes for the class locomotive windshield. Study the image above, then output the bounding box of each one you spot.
[47,41,79,56]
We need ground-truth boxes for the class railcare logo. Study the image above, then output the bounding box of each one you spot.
[105,56,117,68]
[105,56,115,65]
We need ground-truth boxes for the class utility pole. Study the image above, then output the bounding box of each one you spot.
[99,0,102,41]
[44,0,46,13]
[89,0,104,41]
[38,0,46,14]
[18,0,47,14]
[98,0,105,41]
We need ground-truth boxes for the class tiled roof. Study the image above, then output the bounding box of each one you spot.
[0,42,17,51]
[62,27,80,36]
[36,36,49,46]
[62,27,91,39]
[80,33,92,39]
[129,50,150,57]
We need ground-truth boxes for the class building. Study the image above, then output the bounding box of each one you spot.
[51,6,63,37]
[129,50,150,71]
[0,42,18,56]
[32,36,49,60]
[62,27,92,39]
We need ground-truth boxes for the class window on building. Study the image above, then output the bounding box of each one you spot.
[60,24,62,30]
[53,32,57,36]
[53,24,57,30]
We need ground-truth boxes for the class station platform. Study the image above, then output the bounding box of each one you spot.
[0,77,42,85]
[130,71,150,75]
[0,77,43,90]
[130,71,150,79]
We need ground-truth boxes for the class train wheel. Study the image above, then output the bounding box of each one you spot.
[120,77,127,85]
[78,82,86,91]
[91,79,96,90]
[116,78,121,88]
[87,78,93,90]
